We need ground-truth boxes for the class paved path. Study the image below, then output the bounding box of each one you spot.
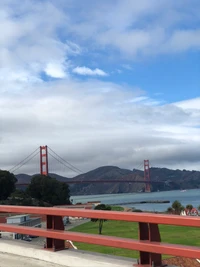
[0,252,63,267]
[0,240,136,267]
[30,219,90,247]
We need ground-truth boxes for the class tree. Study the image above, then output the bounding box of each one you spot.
[26,175,70,206]
[186,204,193,211]
[11,189,29,199]
[166,201,185,214]
[91,204,111,235]
[198,205,200,212]
[167,207,173,214]
[172,200,184,215]
[9,189,33,206]
[0,170,17,200]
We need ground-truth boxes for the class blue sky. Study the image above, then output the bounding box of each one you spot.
[0,0,200,175]
[113,52,200,103]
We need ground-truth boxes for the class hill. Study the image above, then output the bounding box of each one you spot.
[15,173,69,183]
[70,166,144,195]
[15,166,200,195]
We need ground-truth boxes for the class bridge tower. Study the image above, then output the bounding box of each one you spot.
[40,146,49,176]
[144,159,151,192]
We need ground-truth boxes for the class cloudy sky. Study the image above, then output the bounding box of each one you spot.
[0,0,200,176]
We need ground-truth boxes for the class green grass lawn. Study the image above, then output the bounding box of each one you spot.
[69,220,200,259]
[110,206,124,211]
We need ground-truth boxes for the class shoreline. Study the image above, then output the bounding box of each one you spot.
[112,200,170,206]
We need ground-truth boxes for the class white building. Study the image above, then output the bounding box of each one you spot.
[180,208,199,216]
[5,214,41,240]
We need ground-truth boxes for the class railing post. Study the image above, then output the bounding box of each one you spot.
[46,215,65,251]
[138,222,150,265]
[135,222,162,267]
[149,223,162,266]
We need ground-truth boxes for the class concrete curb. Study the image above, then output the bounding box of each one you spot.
[0,240,135,267]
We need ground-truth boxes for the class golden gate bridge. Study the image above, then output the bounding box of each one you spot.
[7,145,163,192]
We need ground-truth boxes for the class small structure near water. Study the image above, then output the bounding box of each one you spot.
[180,208,199,216]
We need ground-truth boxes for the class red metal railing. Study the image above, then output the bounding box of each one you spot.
[0,205,199,267]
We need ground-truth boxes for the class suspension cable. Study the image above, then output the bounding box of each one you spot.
[48,151,81,175]
[9,147,40,173]
[48,147,82,174]
[10,150,40,174]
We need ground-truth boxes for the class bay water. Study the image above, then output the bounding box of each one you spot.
[71,189,200,212]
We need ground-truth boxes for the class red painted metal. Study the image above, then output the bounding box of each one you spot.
[46,215,65,251]
[139,222,150,265]
[0,223,199,260]
[0,206,199,266]
[138,223,162,266]
[0,205,199,227]
[144,160,151,192]
[149,223,162,266]
[40,146,48,176]
[16,179,164,186]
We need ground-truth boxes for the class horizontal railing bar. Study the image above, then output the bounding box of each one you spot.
[0,223,199,259]
[0,205,199,227]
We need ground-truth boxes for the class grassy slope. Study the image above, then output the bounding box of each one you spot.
[69,220,200,259]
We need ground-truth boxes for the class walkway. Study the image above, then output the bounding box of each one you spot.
[0,239,136,267]
[0,252,63,267]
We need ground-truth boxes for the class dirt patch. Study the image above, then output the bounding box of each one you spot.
[163,257,200,267]
[122,207,132,212]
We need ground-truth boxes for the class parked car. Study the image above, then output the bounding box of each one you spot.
[23,236,32,242]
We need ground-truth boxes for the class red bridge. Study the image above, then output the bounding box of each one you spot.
[11,145,161,192]
[17,179,163,185]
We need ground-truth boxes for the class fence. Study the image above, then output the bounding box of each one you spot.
[0,205,199,266]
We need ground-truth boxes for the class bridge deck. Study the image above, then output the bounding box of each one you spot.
[16,179,163,185]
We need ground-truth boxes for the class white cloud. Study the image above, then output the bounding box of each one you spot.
[73,66,108,76]
[121,64,133,71]
[1,79,200,176]
[65,41,82,55]
[45,61,68,78]
[174,97,200,110]
[0,0,200,177]
[0,1,77,83]
[67,0,200,58]
[160,30,200,54]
